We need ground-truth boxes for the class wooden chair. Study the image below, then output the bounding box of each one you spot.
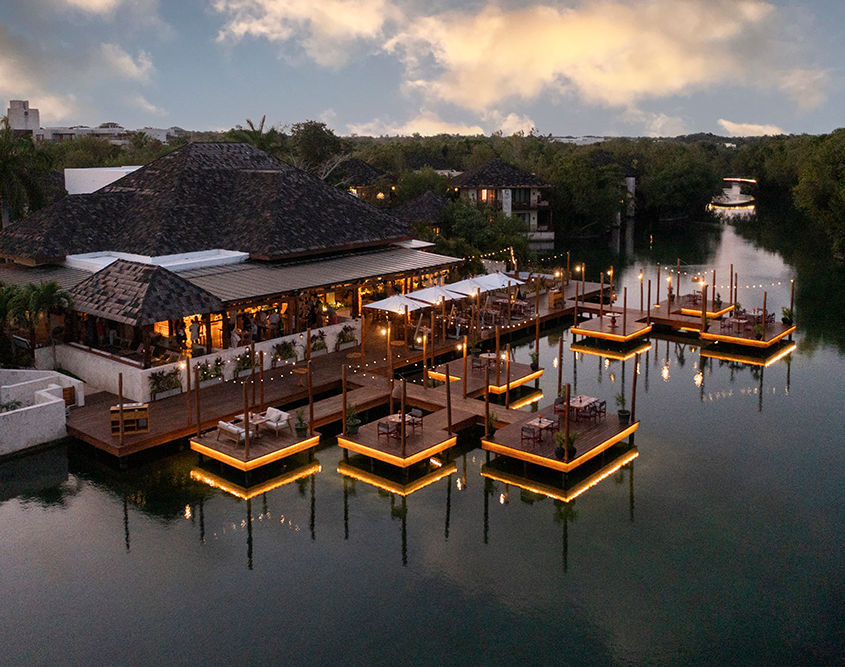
[521,426,540,448]
[408,409,423,434]
[597,400,607,419]
[377,421,398,441]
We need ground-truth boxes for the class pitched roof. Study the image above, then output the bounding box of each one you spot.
[66,259,223,326]
[335,158,384,186]
[450,158,549,188]
[0,142,410,263]
[391,191,449,226]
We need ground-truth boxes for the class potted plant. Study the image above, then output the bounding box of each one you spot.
[782,307,793,325]
[196,357,223,388]
[335,324,357,351]
[346,403,361,436]
[234,350,254,379]
[310,330,328,356]
[616,393,630,424]
[486,411,497,437]
[529,350,539,371]
[150,367,182,400]
[271,340,297,367]
[753,323,764,340]
[714,292,723,311]
[554,430,578,459]
[294,408,308,437]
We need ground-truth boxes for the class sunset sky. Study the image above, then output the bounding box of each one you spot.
[1,0,841,137]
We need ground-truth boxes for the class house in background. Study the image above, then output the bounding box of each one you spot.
[451,158,553,250]
[392,191,450,236]
[334,158,390,201]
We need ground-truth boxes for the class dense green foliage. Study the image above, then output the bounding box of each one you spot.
[0,118,52,229]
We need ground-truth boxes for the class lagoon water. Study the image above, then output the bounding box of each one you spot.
[2,217,844,666]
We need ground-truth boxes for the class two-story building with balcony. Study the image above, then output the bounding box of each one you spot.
[450,159,553,250]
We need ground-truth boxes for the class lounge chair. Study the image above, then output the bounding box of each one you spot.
[258,407,292,435]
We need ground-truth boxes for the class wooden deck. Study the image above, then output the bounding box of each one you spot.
[337,408,475,468]
[189,459,321,499]
[700,320,796,348]
[481,445,638,503]
[428,360,543,395]
[571,308,653,342]
[570,339,653,361]
[337,458,456,496]
[190,426,320,472]
[481,404,639,474]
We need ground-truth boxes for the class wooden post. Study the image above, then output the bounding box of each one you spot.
[186,361,192,426]
[763,291,768,339]
[623,288,628,335]
[507,285,512,324]
[462,335,468,399]
[734,272,738,307]
[712,269,716,306]
[574,282,579,322]
[404,305,409,358]
[581,264,585,304]
[195,366,202,437]
[640,273,643,312]
[307,360,314,436]
[422,332,428,389]
[250,342,256,407]
[566,252,570,286]
[609,265,614,306]
[564,383,571,463]
[505,343,511,409]
[400,378,406,458]
[243,381,250,460]
[631,353,640,422]
[730,264,734,307]
[118,372,125,447]
[677,258,681,302]
[535,279,541,355]
[557,334,563,396]
[342,364,347,436]
[484,366,490,437]
[790,279,795,314]
[306,327,312,362]
[701,283,708,330]
[259,350,265,412]
[204,312,212,353]
[599,272,604,318]
[360,311,366,362]
[495,325,501,386]
[430,309,436,363]
[647,281,652,325]
[389,376,394,414]
[445,362,452,435]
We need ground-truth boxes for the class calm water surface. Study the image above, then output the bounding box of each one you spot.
[2,220,844,666]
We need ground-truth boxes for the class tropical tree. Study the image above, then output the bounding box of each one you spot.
[0,282,21,362]
[10,281,72,355]
[226,116,287,158]
[794,129,845,254]
[287,120,346,179]
[0,117,52,230]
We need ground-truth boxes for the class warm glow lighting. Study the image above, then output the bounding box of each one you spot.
[509,391,543,409]
[189,463,321,499]
[337,461,456,496]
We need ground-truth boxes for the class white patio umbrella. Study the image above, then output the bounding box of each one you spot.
[444,277,489,298]
[363,294,429,315]
[474,272,524,291]
[407,285,461,305]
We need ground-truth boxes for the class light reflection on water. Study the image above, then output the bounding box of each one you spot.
[2,224,845,667]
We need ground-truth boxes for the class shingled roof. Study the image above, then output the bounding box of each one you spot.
[0,142,410,264]
[334,158,384,186]
[450,158,548,189]
[392,191,449,227]
[67,259,223,326]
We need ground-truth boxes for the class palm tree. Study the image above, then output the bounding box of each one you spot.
[226,116,287,158]
[10,281,72,357]
[0,117,52,231]
[0,281,21,361]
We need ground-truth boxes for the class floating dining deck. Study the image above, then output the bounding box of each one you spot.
[190,426,320,472]
[481,404,639,474]
[700,319,796,348]
[427,359,543,396]
[700,340,797,367]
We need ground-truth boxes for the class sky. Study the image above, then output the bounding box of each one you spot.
[0,0,842,138]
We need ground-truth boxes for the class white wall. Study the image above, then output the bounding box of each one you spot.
[1,369,84,407]
[43,320,361,403]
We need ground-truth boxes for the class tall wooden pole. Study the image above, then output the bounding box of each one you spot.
[495,325,501,386]
[422,333,428,389]
[194,366,202,437]
[505,343,511,409]
[790,279,795,314]
[701,283,708,330]
[507,285,512,324]
[623,288,628,335]
[307,360,314,436]
[404,305,409,357]
[185,361,192,426]
[647,281,652,325]
[677,258,681,302]
[243,381,250,460]
[656,265,661,305]
[712,269,716,306]
[566,252,570,286]
[730,264,734,307]
[306,327,311,362]
[430,309,436,365]
[462,334,468,399]
[445,362,453,435]
[609,266,614,306]
[574,282,579,322]
[250,342,256,407]
[400,378,407,458]
[118,372,125,447]
[342,364,347,436]
[557,334,564,396]
[484,366,491,437]
[535,279,541,356]
[564,383,571,463]
[763,291,768,339]
[259,350,265,412]
[360,311,366,362]
[639,273,643,311]
[599,272,604,318]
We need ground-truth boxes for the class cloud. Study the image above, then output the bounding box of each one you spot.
[58,0,123,12]
[213,0,396,67]
[620,107,687,136]
[100,43,155,82]
[718,119,786,136]
[347,110,485,136]
[129,94,167,116]
[382,0,828,122]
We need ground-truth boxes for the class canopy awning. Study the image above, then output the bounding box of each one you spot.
[407,285,461,305]
[444,277,489,298]
[364,294,429,315]
[474,272,524,290]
